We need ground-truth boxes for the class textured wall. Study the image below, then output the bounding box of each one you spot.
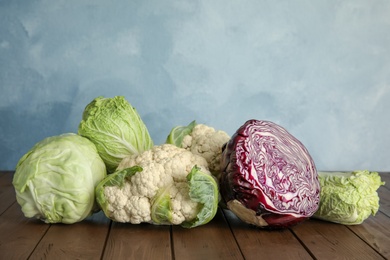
[1,0,389,171]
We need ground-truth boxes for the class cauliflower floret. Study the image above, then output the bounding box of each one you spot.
[127,197,151,223]
[104,182,151,223]
[170,182,199,224]
[96,144,218,228]
[181,124,230,174]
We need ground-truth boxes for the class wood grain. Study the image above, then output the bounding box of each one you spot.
[172,209,244,260]
[348,212,390,259]
[102,221,171,259]
[0,203,50,259]
[224,209,313,260]
[380,172,389,189]
[378,185,390,217]
[0,171,16,214]
[291,218,384,260]
[29,211,111,260]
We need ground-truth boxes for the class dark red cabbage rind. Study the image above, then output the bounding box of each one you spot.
[220,119,320,228]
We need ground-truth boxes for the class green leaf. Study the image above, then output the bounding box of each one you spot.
[181,165,219,228]
[166,120,197,147]
[150,184,173,225]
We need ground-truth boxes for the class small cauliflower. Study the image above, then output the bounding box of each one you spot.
[95,144,219,228]
[166,120,230,177]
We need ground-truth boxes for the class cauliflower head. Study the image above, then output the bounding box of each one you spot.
[95,144,219,228]
[166,121,230,176]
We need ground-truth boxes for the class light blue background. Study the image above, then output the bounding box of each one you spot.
[1,1,389,171]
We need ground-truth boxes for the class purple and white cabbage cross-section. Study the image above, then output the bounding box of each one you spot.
[220,119,320,228]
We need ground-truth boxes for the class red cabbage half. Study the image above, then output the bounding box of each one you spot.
[220,120,320,228]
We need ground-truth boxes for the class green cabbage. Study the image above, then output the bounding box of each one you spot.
[313,170,385,225]
[12,133,107,224]
[78,96,154,173]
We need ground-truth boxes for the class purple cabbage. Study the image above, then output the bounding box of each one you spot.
[220,120,320,228]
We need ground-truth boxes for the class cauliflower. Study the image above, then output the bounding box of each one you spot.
[95,144,219,228]
[166,120,230,177]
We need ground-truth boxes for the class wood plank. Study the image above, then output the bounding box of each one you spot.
[172,209,244,260]
[0,170,14,179]
[0,203,50,259]
[379,172,390,189]
[102,221,171,259]
[0,171,16,214]
[378,185,390,217]
[291,218,384,259]
[29,211,111,260]
[348,212,390,259]
[223,210,312,260]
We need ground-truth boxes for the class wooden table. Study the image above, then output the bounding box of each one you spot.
[1,171,389,260]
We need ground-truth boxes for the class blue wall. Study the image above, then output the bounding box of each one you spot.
[1,0,389,171]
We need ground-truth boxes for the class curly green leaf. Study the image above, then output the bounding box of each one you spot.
[181,165,219,228]
[166,120,196,147]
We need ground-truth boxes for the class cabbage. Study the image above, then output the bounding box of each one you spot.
[12,133,107,224]
[220,119,320,228]
[78,96,154,173]
[313,170,385,225]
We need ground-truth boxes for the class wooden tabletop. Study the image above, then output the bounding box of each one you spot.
[1,171,389,260]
